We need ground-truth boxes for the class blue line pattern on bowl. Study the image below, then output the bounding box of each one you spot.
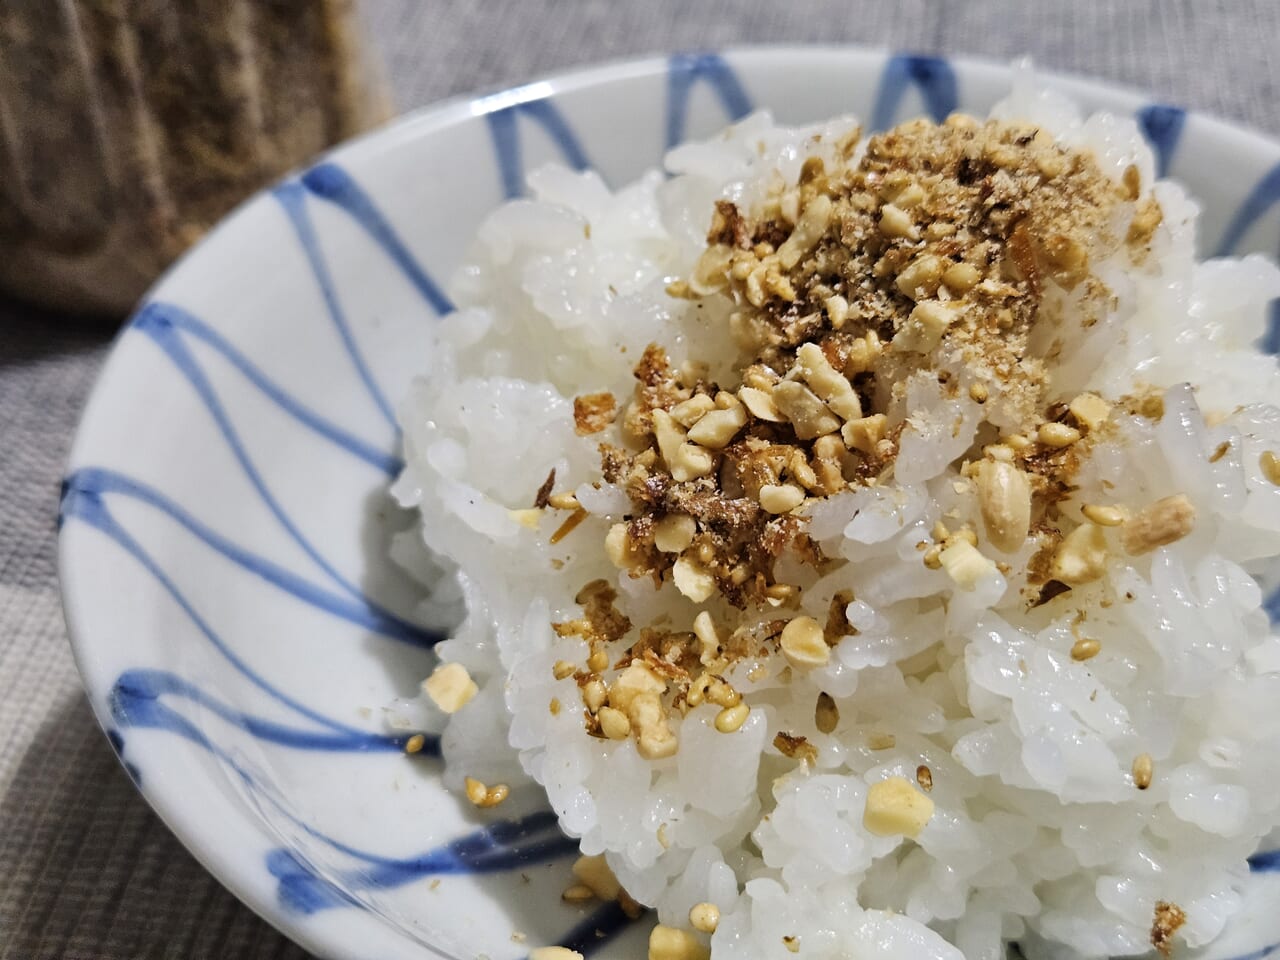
[486,97,593,200]
[666,52,754,150]
[62,50,1280,959]
[1135,104,1187,180]
[871,54,958,131]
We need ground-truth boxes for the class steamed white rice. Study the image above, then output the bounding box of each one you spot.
[392,70,1280,960]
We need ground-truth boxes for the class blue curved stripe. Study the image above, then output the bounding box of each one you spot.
[485,98,593,200]
[132,305,381,601]
[871,54,958,132]
[275,180,398,429]
[62,480,373,735]
[269,810,575,914]
[1214,160,1280,354]
[548,901,636,959]
[266,822,633,960]
[1216,160,1280,258]
[133,302,400,476]
[64,468,438,648]
[299,163,454,316]
[666,51,753,150]
[1249,849,1280,872]
[112,668,418,754]
[1136,103,1186,179]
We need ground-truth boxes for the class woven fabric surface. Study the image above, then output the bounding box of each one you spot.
[2,1,1277,956]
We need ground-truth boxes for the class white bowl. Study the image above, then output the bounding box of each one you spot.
[59,47,1280,960]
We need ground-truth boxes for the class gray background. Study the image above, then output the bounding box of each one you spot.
[2,1,1278,956]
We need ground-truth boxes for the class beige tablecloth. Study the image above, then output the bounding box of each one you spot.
[3,1,1279,956]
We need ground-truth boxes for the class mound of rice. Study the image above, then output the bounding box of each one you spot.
[392,71,1280,960]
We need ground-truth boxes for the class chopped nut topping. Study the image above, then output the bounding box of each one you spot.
[939,538,995,589]
[561,884,595,903]
[773,731,818,764]
[1120,494,1196,555]
[424,662,479,714]
[673,556,717,602]
[1069,392,1112,432]
[1151,901,1186,958]
[649,925,711,960]
[864,776,935,838]
[536,116,1159,767]
[531,947,585,960]
[1051,522,1109,586]
[572,854,622,901]
[760,482,806,514]
[653,513,697,553]
[574,392,617,435]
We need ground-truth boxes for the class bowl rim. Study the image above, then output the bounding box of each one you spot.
[57,43,1280,960]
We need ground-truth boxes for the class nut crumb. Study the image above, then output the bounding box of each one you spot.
[1151,900,1186,957]
[574,392,617,435]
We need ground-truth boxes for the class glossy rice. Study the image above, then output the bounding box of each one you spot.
[392,72,1280,960]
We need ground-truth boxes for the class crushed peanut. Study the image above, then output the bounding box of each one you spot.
[572,854,622,901]
[1151,901,1186,958]
[532,115,1166,766]
[649,925,711,960]
[574,392,617,435]
[1120,494,1196,555]
[424,662,478,714]
[863,775,935,838]
[530,948,584,960]
[1051,522,1109,587]
[939,538,995,589]
[773,731,818,764]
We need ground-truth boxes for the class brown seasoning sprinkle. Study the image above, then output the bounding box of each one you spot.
[545,114,1168,763]
[1151,900,1186,957]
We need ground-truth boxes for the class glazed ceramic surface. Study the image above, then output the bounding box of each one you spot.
[59,48,1280,960]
